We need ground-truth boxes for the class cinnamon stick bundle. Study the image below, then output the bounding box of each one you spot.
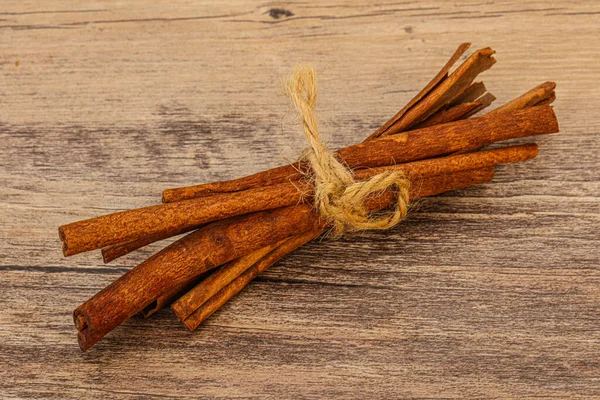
[59,43,560,352]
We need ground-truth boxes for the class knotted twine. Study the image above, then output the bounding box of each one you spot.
[285,65,411,236]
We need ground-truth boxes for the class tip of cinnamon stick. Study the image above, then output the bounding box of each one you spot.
[170,302,186,322]
[61,241,69,257]
[77,330,91,352]
[73,310,93,351]
[457,42,472,52]
[58,226,72,257]
[544,105,560,132]
[74,313,87,331]
[540,81,557,91]
[58,226,65,241]
[181,318,196,333]
[101,249,110,264]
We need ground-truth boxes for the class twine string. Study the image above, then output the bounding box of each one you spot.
[285,64,411,236]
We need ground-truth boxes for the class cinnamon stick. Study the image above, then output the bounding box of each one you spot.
[489,82,556,114]
[176,166,496,331]
[101,226,197,263]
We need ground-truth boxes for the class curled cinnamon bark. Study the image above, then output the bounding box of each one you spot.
[490,82,556,114]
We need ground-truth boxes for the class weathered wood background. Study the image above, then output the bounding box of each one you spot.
[1,1,599,398]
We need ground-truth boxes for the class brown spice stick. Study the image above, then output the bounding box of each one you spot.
[489,82,556,115]
[101,226,198,263]
[178,167,496,331]
[62,108,556,257]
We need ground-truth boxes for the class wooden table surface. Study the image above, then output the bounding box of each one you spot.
[1,1,599,398]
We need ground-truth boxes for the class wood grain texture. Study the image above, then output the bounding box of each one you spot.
[1,0,599,398]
